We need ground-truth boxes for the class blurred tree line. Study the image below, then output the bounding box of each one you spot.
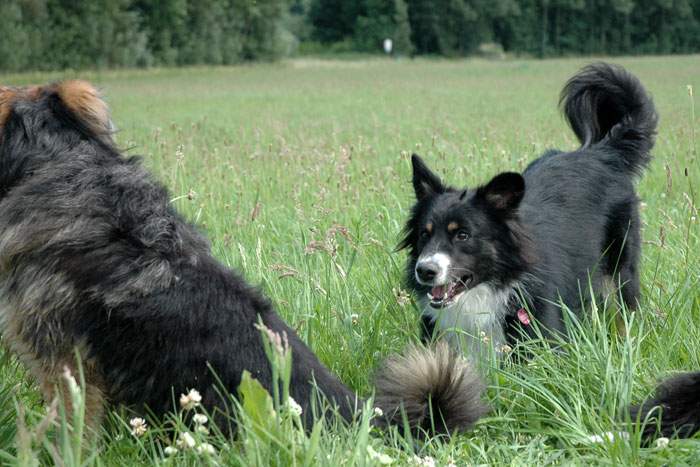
[307,0,700,56]
[1,0,700,71]
[0,0,293,71]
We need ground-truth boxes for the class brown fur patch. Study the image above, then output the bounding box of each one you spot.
[0,86,48,133]
[447,222,459,233]
[25,86,42,100]
[39,360,107,430]
[55,80,111,134]
[601,275,630,337]
[0,262,106,429]
[0,87,18,129]
[425,222,433,234]
[6,324,107,430]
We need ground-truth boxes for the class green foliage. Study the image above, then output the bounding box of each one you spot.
[349,0,412,56]
[393,0,414,55]
[354,0,395,52]
[3,0,700,71]
[0,0,293,72]
[40,0,150,70]
[308,0,700,56]
[235,323,327,466]
[0,1,31,72]
[238,371,277,443]
[309,0,362,43]
[235,0,297,61]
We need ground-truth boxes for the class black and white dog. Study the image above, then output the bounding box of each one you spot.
[399,63,657,355]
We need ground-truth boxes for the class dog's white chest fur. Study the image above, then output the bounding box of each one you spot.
[421,283,513,356]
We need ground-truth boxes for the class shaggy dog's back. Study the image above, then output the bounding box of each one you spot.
[0,82,356,424]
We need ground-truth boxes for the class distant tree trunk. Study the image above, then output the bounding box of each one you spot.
[540,0,548,57]
[658,7,666,53]
[393,0,414,55]
[554,5,560,54]
[600,12,606,53]
[587,0,595,54]
[623,12,631,53]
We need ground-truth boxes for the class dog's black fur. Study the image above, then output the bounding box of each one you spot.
[0,82,486,434]
[400,63,657,350]
[631,372,700,441]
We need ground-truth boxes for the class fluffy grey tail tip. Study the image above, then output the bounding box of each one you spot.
[560,62,658,174]
[373,341,488,436]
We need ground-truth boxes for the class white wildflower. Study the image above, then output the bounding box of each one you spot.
[373,407,384,417]
[499,344,513,354]
[175,144,185,163]
[287,397,303,417]
[177,432,196,449]
[164,446,178,456]
[193,413,208,425]
[393,287,411,307]
[655,437,670,449]
[129,417,147,437]
[411,455,436,467]
[180,389,202,410]
[197,442,216,455]
[196,425,210,435]
[367,445,394,465]
[587,431,629,443]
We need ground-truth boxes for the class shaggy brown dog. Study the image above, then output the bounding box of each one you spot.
[0,81,486,434]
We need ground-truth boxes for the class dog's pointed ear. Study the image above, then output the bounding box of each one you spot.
[52,80,113,136]
[411,154,444,201]
[476,172,525,212]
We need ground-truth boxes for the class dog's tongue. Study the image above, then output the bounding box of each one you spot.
[431,285,446,300]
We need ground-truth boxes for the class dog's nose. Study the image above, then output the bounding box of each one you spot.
[416,262,438,283]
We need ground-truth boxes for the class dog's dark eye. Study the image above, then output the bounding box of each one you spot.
[455,230,470,241]
[419,230,430,240]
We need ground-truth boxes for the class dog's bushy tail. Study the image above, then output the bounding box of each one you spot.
[560,62,658,175]
[630,371,700,441]
[373,341,487,435]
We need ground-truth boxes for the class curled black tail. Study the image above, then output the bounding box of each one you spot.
[373,341,488,435]
[631,371,700,441]
[560,62,658,175]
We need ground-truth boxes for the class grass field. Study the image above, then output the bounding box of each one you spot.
[1,55,699,465]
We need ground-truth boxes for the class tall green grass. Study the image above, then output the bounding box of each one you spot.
[0,56,698,465]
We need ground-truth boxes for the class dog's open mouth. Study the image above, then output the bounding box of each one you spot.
[427,275,473,308]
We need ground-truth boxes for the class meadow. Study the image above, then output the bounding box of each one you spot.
[0,55,698,465]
